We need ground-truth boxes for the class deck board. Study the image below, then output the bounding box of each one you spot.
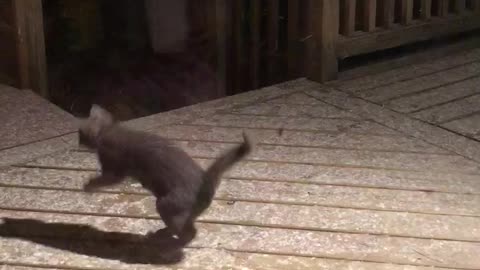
[2,48,480,269]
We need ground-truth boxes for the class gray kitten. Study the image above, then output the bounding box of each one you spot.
[78,105,253,247]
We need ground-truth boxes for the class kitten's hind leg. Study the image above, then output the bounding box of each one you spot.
[150,197,197,246]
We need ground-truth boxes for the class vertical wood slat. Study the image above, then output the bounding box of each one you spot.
[266,0,279,84]
[250,0,261,89]
[13,0,48,97]
[308,0,339,82]
[381,0,395,28]
[454,0,466,14]
[340,0,356,36]
[213,0,231,96]
[301,0,314,75]
[233,0,245,94]
[288,0,300,78]
[363,0,377,32]
[472,0,480,12]
[420,0,432,20]
[436,0,449,16]
[13,0,29,90]
[206,0,218,64]
[400,0,413,25]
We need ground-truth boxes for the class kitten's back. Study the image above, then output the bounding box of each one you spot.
[98,125,204,195]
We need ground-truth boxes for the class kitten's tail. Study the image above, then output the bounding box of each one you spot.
[196,132,254,212]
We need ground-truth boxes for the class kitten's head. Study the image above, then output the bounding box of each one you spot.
[78,104,115,148]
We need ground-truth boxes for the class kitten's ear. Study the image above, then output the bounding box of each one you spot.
[90,104,108,118]
[89,104,114,124]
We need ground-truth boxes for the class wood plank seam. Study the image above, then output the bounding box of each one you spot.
[377,73,480,103]
[407,91,480,114]
[3,203,480,232]
[12,164,480,195]
[437,108,480,125]
[221,112,361,121]
[21,155,480,177]
[156,123,407,138]
[353,59,480,93]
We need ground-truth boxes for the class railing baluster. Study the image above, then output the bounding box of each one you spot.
[436,0,449,17]
[454,0,466,14]
[420,0,432,20]
[340,0,356,36]
[363,0,377,32]
[473,0,480,12]
[288,0,300,78]
[266,0,279,84]
[381,0,395,28]
[301,0,314,75]
[400,0,413,25]
[233,0,245,92]
[251,0,261,88]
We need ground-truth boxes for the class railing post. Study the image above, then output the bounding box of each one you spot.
[308,0,339,82]
[13,0,48,97]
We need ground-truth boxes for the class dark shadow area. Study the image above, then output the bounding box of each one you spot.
[0,217,184,265]
[43,0,220,121]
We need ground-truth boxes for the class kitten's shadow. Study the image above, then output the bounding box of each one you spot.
[0,218,183,265]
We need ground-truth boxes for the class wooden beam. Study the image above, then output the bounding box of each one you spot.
[340,0,356,36]
[338,15,480,59]
[420,0,432,20]
[380,0,395,28]
[266,0,279,84]
[363,0,376,32]
[436,0,449,17]
[308,0,339,82]
[13,0,47,97]
[400,0,413,25]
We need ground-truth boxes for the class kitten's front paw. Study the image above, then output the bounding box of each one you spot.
[83,180,99,192]
[146,228,173,240]
[83,183,96,192]
[83,176,104,192]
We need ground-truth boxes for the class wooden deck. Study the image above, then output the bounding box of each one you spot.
[1,48,480,269]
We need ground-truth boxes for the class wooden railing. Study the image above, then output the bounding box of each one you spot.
[3,0,480,96]
[308,0,480,82]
